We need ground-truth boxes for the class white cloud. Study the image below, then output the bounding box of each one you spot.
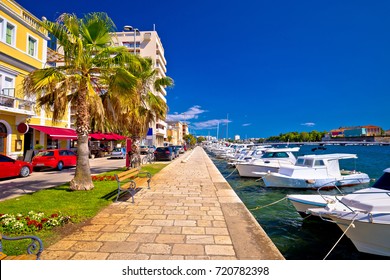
[192,118,231,130]
[301,122,316,127]
[242,123,252,127]
[166,105,232,131]
[166,105,207,122]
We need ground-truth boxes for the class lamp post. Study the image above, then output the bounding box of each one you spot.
[123,25,139,54]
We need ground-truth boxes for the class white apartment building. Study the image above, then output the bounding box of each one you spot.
[112,28,168,147]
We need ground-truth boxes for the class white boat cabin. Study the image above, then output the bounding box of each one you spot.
[277,153,358,179]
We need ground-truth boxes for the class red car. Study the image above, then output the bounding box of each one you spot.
[32,149,77,171]
[0,154,32,178]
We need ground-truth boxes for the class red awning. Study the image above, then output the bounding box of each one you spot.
[29,125,77,140]
[89,132,126,140]
[105,132,127,140]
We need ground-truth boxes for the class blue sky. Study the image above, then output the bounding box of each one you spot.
[17,0,390,139]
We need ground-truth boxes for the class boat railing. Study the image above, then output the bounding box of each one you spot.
[316,177,371,204]
[333,189,390,214]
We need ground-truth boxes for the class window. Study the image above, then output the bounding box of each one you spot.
[0,72,15,97]
[0,18,3,40]
[28,36,37,57]
[314,160,325,166]
[6,23,15,45]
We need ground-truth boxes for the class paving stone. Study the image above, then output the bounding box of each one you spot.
[97,232,129,242]
[82,224,105,232]
[47,240,77,250]
[138,243,172,254]
[205,245,236,256]
[162,226,182,234]
[172,244,205,255]
[101,225,120,232]
[206,227,229,235]
[107,253,150,260]
[116,225,138,233]
[99,241,138,253]
[150,255,185,260]
[130,219,153,226]
[71,252,109,260]
[214,235,233,245]
[186,235,214,244]
[126,233,157,242]
[152,219,174,226]
[155,234,185,244]
[135,226,162,234]
[63,231,102,241]
[71,241,103,252]
[174,220,196,227]
[41,250,75,260]
[182,227,205,235]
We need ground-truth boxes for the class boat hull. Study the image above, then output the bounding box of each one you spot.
[287,194,336,217]
[236,163,280,178]
[330,214,390,257]
[262,173,370,189]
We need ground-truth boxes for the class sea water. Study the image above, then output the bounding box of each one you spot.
[210,144,390,260]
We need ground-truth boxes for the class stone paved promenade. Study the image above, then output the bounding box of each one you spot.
[41,147,284,260]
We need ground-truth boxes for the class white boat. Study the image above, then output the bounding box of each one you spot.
[307,168,390,257]
[287,193,341,217]
[262,153,370,189]
[235,147,300,178]
[227,146,270,167]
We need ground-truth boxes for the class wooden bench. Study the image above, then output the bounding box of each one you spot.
[114,168,152,203]
[0,234,44,260]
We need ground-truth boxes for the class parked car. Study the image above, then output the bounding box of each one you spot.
[140,145,149,155]
[170,146,180,158]
[153,146,174,161]
[176,145,185,154]
[32,149,77,171]
[0,154,32,179]
[110,147,126,159]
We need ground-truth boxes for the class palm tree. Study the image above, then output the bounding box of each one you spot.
[23,13,140,190]
[128,56,173,140]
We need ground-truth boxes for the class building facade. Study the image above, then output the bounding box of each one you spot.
[112,28,168,147]
[330,125,383,138]
[1,0,74,159]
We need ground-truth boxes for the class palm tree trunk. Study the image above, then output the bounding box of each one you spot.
[70,86,94,191]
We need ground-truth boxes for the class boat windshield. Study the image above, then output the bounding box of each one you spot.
[371,172,390,191]
[295,158,314,167]
[262,152,289,159]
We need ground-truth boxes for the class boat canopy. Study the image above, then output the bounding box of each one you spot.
[297,153,358,160]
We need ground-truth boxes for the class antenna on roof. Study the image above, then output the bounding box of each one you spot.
[153,24,156,31]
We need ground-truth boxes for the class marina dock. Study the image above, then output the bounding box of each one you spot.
[41,146,284,260]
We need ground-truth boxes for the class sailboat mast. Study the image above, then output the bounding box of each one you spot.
[226,113,229,139]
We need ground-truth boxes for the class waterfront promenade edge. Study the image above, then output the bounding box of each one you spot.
[41,146,284,260]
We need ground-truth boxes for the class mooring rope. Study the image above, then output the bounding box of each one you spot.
[323,213,358,260]
[224,167,237,178]
[249,196,287,211]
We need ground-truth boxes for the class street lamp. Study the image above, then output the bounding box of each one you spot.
[123,25,140,54]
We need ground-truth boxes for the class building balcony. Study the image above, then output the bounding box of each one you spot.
[0,92,35,116]
[144,32,152,41]
[155,60,167,76]
[155,127,166,136]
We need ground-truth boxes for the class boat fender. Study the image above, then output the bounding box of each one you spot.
[305,179,316,184]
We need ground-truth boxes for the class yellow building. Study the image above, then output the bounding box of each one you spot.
[166,121,186,145]
[0,0,72,159]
